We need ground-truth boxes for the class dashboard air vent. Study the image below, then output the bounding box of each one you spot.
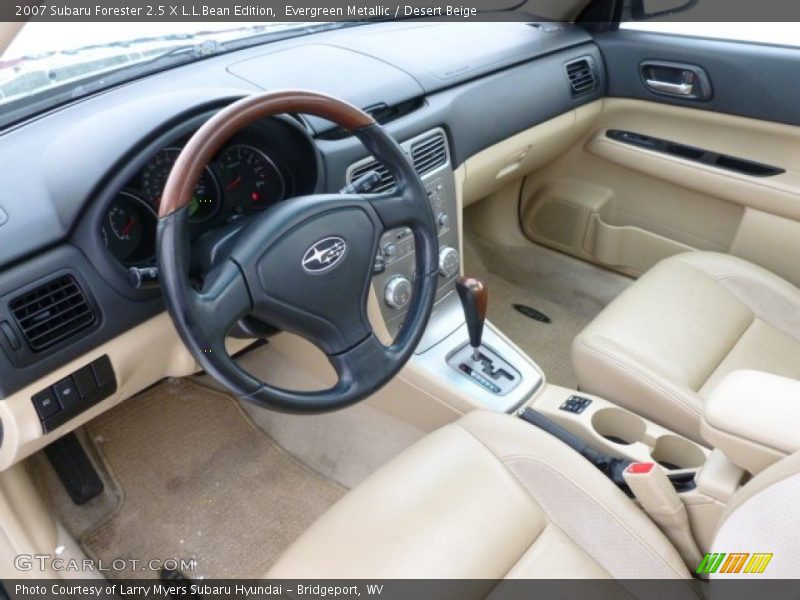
[565,57,598,97]
[9,275,96,352]
[347,130,448,193]
[410,132,447,176]
[348,160,396,194]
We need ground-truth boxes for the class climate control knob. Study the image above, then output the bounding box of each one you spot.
[384,276,413,309]
[438,246,460,278]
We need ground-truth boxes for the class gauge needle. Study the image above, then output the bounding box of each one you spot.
[121,218,136,237]
[226,176,242,190]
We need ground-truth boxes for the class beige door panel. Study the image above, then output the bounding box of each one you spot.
[520,98,800,282]
[587,134,800,222]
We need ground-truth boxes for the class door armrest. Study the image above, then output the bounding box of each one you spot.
[701,370,800,474]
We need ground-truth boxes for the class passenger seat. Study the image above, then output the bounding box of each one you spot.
[572,252,800,443]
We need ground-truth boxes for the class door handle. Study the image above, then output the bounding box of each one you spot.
[641,61,712,101]
[645,78,693,96]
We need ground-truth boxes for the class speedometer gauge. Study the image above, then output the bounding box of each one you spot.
[141,147,221,222]
[102,191,156,265]
[217,145,285,213]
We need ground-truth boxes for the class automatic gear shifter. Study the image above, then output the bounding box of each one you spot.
[450,275,519,396]
[455,275,487,361]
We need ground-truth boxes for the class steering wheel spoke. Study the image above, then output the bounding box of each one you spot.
[328,333,394,398]
[192,259,253,337]
[366,190,421,230]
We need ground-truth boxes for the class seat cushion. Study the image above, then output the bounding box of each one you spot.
[267,411,688,579]
[573,252,800,443]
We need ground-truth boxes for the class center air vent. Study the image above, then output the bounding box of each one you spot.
[347,129,449,193]
[410,132,447,176]
[565,57,598,97]
[9,275,96,352]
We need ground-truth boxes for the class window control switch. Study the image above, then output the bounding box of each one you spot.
[560,395,592,414]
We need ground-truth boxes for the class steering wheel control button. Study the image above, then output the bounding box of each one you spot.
[385,276,413,309]
[54,376,79,409]
[373,255,386,274]
[437,212,450,230]
[301,236,347,274]
[32,388,61,420]
[438,246,460,278]
[382,242,397,259]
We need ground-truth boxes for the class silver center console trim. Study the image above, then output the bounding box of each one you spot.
[411,321,544,414]
[356,128,460,335]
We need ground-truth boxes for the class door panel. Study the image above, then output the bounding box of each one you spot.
[519,29,800,285]
[596,30,800,127]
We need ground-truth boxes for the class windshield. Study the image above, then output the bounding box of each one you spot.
[0,22,351,125]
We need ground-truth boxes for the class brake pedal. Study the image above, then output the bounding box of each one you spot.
[44,432,103,505]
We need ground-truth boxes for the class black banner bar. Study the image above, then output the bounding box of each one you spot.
[7,0,800,21]
[4,579,800,600]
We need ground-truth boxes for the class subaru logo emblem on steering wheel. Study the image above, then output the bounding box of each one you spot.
[302,236,347,273]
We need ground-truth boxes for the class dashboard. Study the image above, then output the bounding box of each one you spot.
[0,20,605,450]
[101,118,318,269]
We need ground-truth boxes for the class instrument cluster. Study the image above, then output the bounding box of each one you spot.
[101,119,316,268]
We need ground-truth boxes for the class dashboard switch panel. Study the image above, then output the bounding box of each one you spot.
[352,128,460,335]
[32,354,117,433]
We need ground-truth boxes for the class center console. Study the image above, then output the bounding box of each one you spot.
[355,128,544,414]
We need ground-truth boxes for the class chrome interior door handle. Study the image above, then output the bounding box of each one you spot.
[645,79,693,96]
[640,61,712,101]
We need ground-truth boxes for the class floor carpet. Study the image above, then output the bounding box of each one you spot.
[463,228,632,388]
[80,378,345,579]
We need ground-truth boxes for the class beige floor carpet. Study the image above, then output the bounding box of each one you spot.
[195,338,426,489]
[463,229,632,388]
[80,378,345,579]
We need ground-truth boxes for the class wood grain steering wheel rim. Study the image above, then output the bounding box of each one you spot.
[158,91,375,217]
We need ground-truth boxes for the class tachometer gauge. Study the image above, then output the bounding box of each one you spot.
[141,147,221,222]
[102,191,156,265]
[217,144,285,213]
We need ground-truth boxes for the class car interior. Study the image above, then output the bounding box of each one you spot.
[1,3,799,585]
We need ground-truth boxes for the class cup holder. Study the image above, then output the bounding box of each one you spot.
[651,435,706,470]
[591,407,646,446]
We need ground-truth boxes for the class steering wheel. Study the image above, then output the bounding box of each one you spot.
[156,91,439,413]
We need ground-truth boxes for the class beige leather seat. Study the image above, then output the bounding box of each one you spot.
[269,411,688,579]
[573,252,800,443]
[268,410,800,578]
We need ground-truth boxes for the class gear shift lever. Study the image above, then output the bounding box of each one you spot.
[456,276,487,361]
